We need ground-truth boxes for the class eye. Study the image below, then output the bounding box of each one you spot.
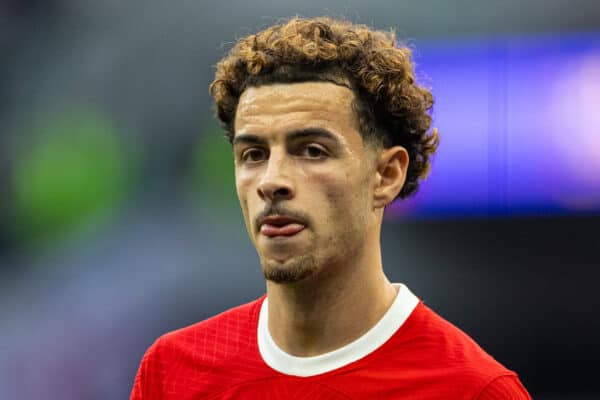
[241,148,267,163]
[300,144,328,159]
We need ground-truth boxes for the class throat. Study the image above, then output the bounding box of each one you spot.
[265,277,398,357]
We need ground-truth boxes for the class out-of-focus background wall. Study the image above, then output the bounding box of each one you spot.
[1,1,599,399]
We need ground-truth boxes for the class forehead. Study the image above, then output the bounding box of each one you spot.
[234,82,360,140]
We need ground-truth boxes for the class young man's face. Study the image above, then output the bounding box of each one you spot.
[233,81,380,284]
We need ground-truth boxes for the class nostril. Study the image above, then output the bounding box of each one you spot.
[273,187,290,197]
[257,181,293,200]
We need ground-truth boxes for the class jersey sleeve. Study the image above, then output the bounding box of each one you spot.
[130,360,144,400]
[476,375,531,400]
[130,339,163,400]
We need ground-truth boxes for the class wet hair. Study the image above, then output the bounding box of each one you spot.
[209,16,439,199]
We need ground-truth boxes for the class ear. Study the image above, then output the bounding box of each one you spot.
[373,146,409,209]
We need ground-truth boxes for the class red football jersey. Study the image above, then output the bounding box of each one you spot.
[131,285,530,399]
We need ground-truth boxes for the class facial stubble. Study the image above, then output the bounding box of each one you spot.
[261,252,319,284]
[259,212,365,285]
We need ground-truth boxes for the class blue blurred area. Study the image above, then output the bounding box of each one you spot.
[391,34,600,217]
[1,1,599,399]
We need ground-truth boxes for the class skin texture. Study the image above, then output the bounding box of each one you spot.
[234,81,409,357]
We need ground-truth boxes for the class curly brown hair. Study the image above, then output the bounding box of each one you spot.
[209,17,439,199]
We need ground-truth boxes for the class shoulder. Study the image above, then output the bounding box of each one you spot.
[156,296,264,357]
[163,296,263,342]
[130,297,266,399]
[388,301,527,396]
[142,296,265,370]
[407,302,509,369]
[476,375,532,400]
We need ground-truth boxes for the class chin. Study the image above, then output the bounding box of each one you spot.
[261,253,318,284]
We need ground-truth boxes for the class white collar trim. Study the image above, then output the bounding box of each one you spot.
[257,283,419,377]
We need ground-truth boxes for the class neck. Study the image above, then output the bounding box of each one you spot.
[265,241,397,357]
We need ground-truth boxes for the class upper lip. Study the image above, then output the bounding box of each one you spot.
[258,215,305,228]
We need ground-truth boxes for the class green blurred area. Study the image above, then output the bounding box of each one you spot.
[10,110,137,246]
[187,122,239,218]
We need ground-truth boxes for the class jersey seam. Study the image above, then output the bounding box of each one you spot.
[473,372,519,400]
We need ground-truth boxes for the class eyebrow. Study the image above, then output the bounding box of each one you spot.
[286,127,340,144]
[233,127,341,147]
[232,133,266,147]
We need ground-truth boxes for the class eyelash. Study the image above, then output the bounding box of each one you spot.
[300,144,327,158]
[241,148,267,162]
[240,144,329,163]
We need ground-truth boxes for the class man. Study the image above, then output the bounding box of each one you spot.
[131,17,531,399]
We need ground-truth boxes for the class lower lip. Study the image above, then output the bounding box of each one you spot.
[260,223,305,237]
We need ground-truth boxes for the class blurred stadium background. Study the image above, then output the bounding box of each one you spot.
[1,1,599,399]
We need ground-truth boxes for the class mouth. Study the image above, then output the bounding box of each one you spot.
[259,215,306,238]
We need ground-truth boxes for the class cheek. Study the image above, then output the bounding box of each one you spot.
[235,171,253,213]
[235,167,253,196]
[319,169,373,220]
[311,170,360,213]
[235,172,259,241]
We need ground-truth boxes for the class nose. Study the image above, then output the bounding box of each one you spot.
[257,152,295,202]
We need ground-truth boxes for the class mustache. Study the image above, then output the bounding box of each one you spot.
[255,204,311,227]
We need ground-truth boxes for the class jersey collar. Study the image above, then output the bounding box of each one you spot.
[257,283,419,377]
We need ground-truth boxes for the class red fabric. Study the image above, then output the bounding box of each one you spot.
[130,297,530,399]
[476,375,532,400]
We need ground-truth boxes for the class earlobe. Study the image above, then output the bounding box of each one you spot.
[373,146,409,209]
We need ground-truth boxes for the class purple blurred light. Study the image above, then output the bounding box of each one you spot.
[388,34,600,218]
